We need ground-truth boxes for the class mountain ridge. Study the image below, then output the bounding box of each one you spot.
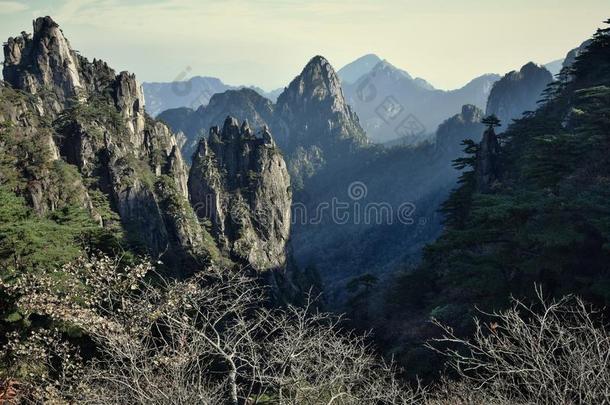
[143,76,282,117]
[0,16,293,274]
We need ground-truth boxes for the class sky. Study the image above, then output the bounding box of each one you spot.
[0,0,607,91]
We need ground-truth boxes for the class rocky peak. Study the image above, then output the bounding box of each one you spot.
[486,62,552,131]
[3,17,82,107]
[435,104,484,156]
[475,127,501,193]
[2,17,213,268]
[188,116,291,271]
[276,56,367,185]
[277,55,354,119]
[3,16,145,125]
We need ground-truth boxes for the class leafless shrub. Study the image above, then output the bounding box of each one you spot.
[76,271,423,404]
[2,255,422,404]
[428,286,610,405]
[256,299,423,404]
[423,377,526,405]
[9,255,608,405]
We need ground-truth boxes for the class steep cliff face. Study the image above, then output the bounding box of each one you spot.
[0,82,93,217]
[485,62,553,130]
[188,117,291,271]
[2,17,213,265]
[160,57,368,188]
[474,127,501,193]
[276,55,367,153]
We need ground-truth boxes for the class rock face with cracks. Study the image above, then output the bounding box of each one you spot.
[2,16,215,267]
[188,117,292,271]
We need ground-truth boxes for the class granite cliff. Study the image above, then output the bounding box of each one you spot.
[2,17,215,267]
[188,117,291,271]
[485,62,553,131]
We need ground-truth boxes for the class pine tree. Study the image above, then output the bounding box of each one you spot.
[481,115,501,130]
[441,139,478,228]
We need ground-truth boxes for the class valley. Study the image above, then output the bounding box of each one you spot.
[0,8,609,405]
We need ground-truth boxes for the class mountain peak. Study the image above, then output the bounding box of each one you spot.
[337,54,383,83]
[33,16,60,35]
[371,59,413,80]
[33,16,60,37]
[356,53,381,61]
[520,61,545,74]
[307,55,330,66]
[278,55,345,110]
[3,15,84,103]
[275,55,367,182]
[486,62,553,130]
[300,55,340,86]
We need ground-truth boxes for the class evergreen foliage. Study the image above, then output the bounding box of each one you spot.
[382,19,610,378]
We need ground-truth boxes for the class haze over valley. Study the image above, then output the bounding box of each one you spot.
[1,2,609,403]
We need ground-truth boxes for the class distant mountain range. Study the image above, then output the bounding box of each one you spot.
[159,57,367,186]
[337,54,383,84]
[144,53,576,144]
[142,77,282,117]
[340,57,500,144]
[544,58,564,76]
[157,55,492,305]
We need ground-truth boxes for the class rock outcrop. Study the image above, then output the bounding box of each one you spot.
[275,56,368,186]
[485,62,553,131]
[2,17,214,266]
[435,104,484,157]
[188,117,291,271]
[159,88,277,163]
[475,126,501,193]
[0,82,91,215]
[160,56,369,188]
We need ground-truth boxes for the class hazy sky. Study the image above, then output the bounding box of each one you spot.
[0,0,607,91]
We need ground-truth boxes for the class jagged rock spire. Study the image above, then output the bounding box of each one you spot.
[2,17,210,266]
[3,16,82,99]
[475,127,501,193]
[188,117,291,271]
[275,55,367,185]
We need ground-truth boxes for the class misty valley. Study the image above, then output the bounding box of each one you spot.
[1,8,610,405]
